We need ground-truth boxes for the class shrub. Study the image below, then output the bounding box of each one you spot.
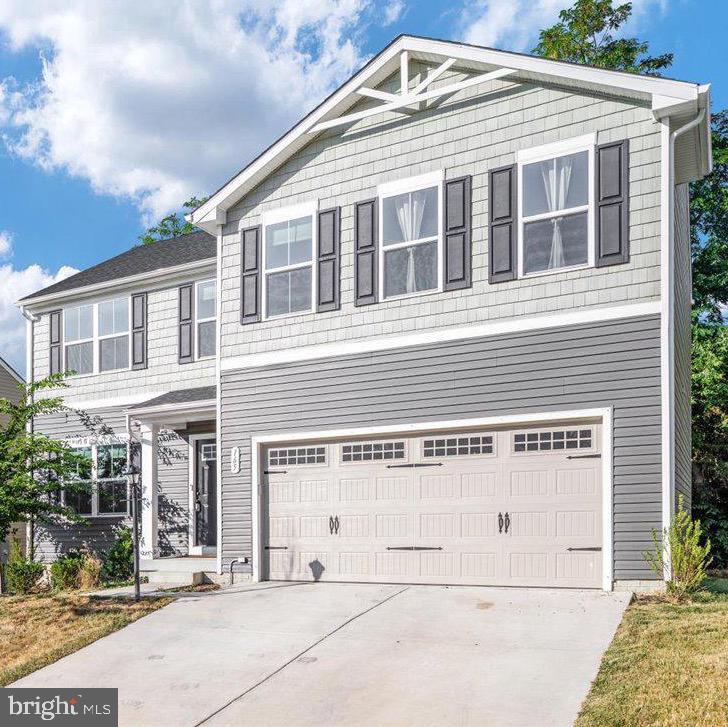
[50,549,101,591]
[644,495,713,599]
[101,527,134,584]
[5,538,45,594]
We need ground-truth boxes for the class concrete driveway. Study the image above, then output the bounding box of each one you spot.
[13,583,630,727]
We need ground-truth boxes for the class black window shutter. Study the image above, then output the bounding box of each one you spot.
[131,292,147,370]
[317,207,341,312]
[241,225,261,324]
[488,164,517,283]
[596,139,630,267]
[49,310,62,375]
[178,284,194,364]
[355,199,378,306]
[443,175,472,291]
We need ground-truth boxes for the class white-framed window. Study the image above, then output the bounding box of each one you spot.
[196,279,216,358]
[517,134,595,277]
[378,171,443,299]
[262,202,317,319]
[64,442,128,517]
[63,297,130,376]
[64,304,94,375]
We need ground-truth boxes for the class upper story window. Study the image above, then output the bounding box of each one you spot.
[263,205,316,318]
[518,136,594,277]
[64,297,130,376]
[196,280,216,358]
[379,172,442,299]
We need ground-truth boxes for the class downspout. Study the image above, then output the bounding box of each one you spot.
[21,307,39,559]
[660,106,706,581]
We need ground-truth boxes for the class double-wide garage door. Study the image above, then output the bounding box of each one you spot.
[262,422,603,588]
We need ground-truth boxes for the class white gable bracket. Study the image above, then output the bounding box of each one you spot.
[309,67,517,134]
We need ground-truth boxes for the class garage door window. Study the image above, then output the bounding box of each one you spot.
[268,446,326,466]
[423,435,494,458]
[513,428,593,453]
[341,441,405,462]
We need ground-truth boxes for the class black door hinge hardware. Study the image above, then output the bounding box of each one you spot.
[567,547,602,552]
[566,454,601,460]
[386,462,444,468]
[265,546,288,550]
[386,546,444,551]
[264,469,288,474]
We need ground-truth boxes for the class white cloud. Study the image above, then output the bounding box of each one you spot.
[0,261,78,377]
[0,231,13,258]
[384,0,406,25]
[458,0,668,52]
[0,0,371,222]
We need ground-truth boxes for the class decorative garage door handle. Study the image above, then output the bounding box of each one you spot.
[504,512,511,534]
[386,546,444,551]
[334,516,340,534]
[329,516,335,535]
[498,512,504,533]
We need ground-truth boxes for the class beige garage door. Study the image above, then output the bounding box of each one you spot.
[262,422,603,588]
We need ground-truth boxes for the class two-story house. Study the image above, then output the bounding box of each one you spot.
[19,36,711,591]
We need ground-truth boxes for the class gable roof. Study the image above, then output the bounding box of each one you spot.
[20,230,216,304]
[190,34,711,232]
[0,354,23,384]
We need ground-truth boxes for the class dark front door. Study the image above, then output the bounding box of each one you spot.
[195,439,217,547]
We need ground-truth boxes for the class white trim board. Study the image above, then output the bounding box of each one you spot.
[221,300,660,373]
[250,407,614,591]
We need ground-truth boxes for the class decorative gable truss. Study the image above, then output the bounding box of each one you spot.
[309,51,518,134]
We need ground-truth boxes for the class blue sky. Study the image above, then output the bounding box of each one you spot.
[0,0,725,374]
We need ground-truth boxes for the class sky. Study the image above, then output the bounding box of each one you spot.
[0,0,726,376]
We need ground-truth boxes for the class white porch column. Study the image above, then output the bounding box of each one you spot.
[140,422,159,559]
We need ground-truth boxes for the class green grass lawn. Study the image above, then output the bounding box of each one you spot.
[576,578,728,727]
[0,592,171,686]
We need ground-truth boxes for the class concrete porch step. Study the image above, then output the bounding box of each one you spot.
[140,557,220,585]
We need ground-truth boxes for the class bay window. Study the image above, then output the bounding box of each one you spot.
[263,204,316,318]
[518,136,594,276]
[379,172,442,299]
[196,280,216,358]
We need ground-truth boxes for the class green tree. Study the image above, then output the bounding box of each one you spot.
[533,0,673,74]
[138,196,208,245]
[0,374,90,548]
[536,0,728,566]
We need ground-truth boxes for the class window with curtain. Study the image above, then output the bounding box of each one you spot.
[264,215,313,317]
[381,185,439,298]
[521,150,589,275]
[196,279,216,357]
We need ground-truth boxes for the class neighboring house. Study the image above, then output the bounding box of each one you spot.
[0,355,26,559]
[18,36,711,591]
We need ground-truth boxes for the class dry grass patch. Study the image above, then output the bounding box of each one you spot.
[576,579,728,727]
[0,593,171,686]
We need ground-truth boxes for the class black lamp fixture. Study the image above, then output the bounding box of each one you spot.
[122,464,142,601]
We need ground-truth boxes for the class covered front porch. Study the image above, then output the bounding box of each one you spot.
[126,386,219,580]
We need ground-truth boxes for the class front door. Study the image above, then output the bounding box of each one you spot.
[195,439,217,548]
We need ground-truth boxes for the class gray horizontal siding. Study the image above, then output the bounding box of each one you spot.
[220,314,663,582]
[33,407,193,562]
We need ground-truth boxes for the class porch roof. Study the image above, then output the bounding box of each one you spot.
[129,386,216,411]
[127,386,217,425]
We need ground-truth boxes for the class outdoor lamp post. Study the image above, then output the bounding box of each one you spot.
[122,464,142,602]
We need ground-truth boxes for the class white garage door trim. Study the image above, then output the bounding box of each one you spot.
[250,407,613,591]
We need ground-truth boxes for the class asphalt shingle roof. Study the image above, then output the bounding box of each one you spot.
[128,386,217,410]
[21,230,216,302]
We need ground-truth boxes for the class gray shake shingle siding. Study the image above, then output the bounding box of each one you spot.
[21,230,215,302]
[219,314,662,581]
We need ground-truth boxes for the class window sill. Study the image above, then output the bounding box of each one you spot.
[263,308,315,323]
[382,287,443,304]
[519,263,591,280]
